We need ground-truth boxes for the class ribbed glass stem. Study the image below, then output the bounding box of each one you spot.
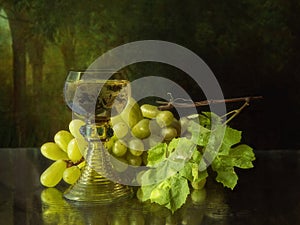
[64,122,132,203]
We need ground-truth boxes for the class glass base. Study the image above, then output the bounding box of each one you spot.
[64,165,133,203]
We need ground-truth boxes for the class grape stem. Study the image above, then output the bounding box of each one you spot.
[65,157,85,168]
[222,100,250,125]
[156,96,263,110]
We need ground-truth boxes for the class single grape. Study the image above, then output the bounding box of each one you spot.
[113,121,129,139]
[103,135,116,152]
[54,130,74,152]
[63,166,81,184]
[75,137,88,158]
[140,104,159,119]
[156,111,174,128]
[126,153,142,166]
[40,160,67,187]
[161,126,177,141]
[149,119,161,134]
[128,138,144,156]
[110,114,124,126]
[41,142,69,161]
[121,97,143,128]
[112,140,128,157]
[67,138,83,163]
[131,119,151,139]
[68,119,85,139]
[171,118,181,136]
[191,178,206,190]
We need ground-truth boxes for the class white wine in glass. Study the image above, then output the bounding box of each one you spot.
[63,70,133,203]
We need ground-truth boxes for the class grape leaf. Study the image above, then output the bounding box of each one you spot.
[179,162,208,182]
[139,111,255,212]
[142,138,195,185]
[200,111,223,127]
[147,142,167,166]
[141,174,190,213]
[167,138,180,154]
[165,175,190,213]
[187,121,211,146]
[218,126,242,155]
[223,144,255,169]
[215,166,238,190]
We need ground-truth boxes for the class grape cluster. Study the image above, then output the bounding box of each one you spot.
[108,98,181,171]
[40,120,86,187]
[40,97,183,187]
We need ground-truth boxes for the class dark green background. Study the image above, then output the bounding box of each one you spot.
[0,0,299,149]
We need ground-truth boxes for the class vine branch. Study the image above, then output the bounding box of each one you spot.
[156,95,263,110]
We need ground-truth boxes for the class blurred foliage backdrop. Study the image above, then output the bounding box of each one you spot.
[0,0,299,149]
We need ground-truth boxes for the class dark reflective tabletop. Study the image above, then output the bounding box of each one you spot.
[0,148,299,225]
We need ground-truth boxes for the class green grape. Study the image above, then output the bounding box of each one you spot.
[63,166,81,184]
[40,142,69,161]
[191,178,206,190]
[75,136,88,158]
[128,138,144,156]
[112,140,128,157]
[54,130,74,152]
[110,114,124,126]
[112,157,128,172]
[68,119,85,139]
[126,153,142,166]
[40,160,67,187]
[103,135,116,152]
[156,111,174,128]
[149,119,161,135]
[67,138,83,163]
[121,97,143,128]
[113,121,129,139]
[161,126,177,141]
[171,118,181,136]
[131,119,151,139]
[140,104,159,119]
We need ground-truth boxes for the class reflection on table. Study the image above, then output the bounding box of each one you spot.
[0,148,299,225]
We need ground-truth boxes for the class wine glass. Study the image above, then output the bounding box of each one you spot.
[63,70,133,203]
